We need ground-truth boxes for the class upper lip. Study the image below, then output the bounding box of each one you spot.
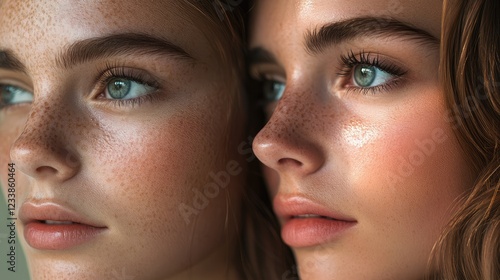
[19,201,106,228]
[273,194,357,223]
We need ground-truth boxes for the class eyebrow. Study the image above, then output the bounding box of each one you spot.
[306,16,439,54]
[57,33,194,68]
[0,50,25,72]
[0,32,194,72]
[248,16,440,66]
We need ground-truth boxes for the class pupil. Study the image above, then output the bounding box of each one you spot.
[355,65,376,87]
[108,79,131,99]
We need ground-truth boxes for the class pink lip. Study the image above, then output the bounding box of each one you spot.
[274,195,356,248]
[19,202,107,250]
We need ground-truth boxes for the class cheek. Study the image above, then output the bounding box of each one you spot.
[343,93,473,265]
[357,123,462,222]
[76,100,241,270]
[90,112,223,223]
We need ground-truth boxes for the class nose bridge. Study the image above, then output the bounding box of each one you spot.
[17,93,67,149]
[262,82,320,143]
[253,80,327,176]
[10,84,81,181]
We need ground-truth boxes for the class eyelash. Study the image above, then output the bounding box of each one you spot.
[337,50,407,95]
[95,64,161,108]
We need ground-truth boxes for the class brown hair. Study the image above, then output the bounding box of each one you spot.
[428,0,500,278]
[177,1,295,279]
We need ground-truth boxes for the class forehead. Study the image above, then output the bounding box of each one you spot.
[250,0,443,48]
[0,0,193,62]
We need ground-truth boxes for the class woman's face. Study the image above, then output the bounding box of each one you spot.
[250,0,474,279]
[0,0,245,279]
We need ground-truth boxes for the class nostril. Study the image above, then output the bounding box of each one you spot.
[278,158,304,167]
[35,166,58,175]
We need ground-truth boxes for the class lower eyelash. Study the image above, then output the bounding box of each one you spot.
[344,77,404,96]
[105,92,161,109]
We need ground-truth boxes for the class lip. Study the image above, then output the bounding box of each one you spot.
[19,201,107,250]
[274,195,356,248]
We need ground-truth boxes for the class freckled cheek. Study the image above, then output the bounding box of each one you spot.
[95,136,190,206]
[82,116,237,269]
[86,119,221,229]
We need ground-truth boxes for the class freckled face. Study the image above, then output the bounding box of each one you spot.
[250,0,474,279]
[0,0,245,279]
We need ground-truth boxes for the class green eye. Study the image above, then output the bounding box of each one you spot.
[105,78,154,100]
[263,80,285,102]
[353,65,392,88]
[0,85,33,108]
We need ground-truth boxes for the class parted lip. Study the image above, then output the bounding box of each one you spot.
[19,201,106,228]
[273,194,357,223]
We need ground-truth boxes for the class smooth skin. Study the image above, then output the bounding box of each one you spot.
[250,0,475,279]
[0,0,246,279]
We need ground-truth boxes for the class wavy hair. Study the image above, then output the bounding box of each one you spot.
[428,0,500,278]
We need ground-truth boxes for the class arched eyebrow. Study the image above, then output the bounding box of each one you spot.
[305,16,439,54]
[57,33,194,69]
[0,32,194,72]
[248,16,439,68]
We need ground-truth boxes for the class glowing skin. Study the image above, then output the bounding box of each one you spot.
[250,0,475,279]
[0,0,246,279]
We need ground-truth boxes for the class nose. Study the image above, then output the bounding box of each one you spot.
[252,87,326,177]
[10,100,81,183]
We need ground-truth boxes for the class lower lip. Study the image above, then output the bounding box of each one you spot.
[24,222,106,250]
[281,217,355,248]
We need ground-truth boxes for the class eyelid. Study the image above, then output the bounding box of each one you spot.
[95,65,161,90]
[0,77,33,92]
[258,73,286,85]
[88,64,164,110]
[93,66,160,99]
[249,63,286,82]
[337,50,408,77]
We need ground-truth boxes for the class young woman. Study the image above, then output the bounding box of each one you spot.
[249,0,498,279]
[0,0,289,279]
